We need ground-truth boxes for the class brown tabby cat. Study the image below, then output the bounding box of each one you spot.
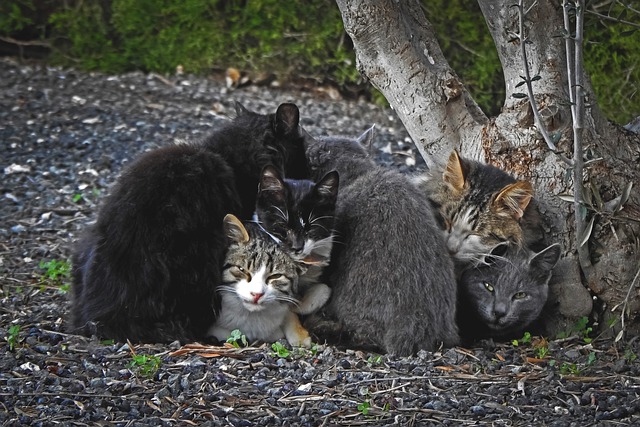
[208,214,317,347]
[414,150,545,267]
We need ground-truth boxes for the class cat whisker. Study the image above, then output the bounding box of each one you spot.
[277,295,301,307]
[217,285,237,295]
[309,215,333,224]
[273,206,289,222]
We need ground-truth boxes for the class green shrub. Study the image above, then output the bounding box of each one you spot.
[46,0,356,82]
[584,16,639,125]
[1,0,637,123]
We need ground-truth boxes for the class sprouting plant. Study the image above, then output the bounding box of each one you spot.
[624,348,637,363]
[559,362,581,376]
[357,400,370,415]
[39,259,71,293]
[536,346,550,359]
[6,325,21,351]
[72,193,83,203]
[271,342,290,358]
[367,354,383,365]
[556,316,594,342]
[129,353,161,378]
[511,331,532,347]
[226,329,248,348]
[575,316,593,343]
[586,352,597,366]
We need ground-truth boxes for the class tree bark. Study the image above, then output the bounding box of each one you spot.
[335,0,487,165]
[336,0,640,336]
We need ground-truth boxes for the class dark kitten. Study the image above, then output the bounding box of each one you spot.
[70,103,309,343]
[414,150,546,267]
[208,214,313,347]
[254,165,338,314]
[457,243,561,343]
[303,128,459,356]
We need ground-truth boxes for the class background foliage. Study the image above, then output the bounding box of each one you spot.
[0,0,637,124]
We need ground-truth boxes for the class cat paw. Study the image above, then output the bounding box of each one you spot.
[295,283,331,315]
[283,311,313,348]
[288,334,312,348]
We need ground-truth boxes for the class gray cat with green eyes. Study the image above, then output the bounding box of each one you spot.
[457,243,561,342]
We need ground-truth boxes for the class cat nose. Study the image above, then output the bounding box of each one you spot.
[493,303,508,319]
[287,232,305,253]
[250,292,264,304]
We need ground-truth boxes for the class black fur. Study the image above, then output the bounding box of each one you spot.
[70,103,308,343]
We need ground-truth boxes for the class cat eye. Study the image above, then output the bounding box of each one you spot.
[229,266,250,280]
[267,274,290,288]
[483,282,494,292]
[514,291,527,299]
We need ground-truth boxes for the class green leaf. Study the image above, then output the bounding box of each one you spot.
[579,216,595,248]
[512,92,528,99]
[531,75,542,81]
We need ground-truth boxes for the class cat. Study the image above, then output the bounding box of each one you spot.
[207,214,314,347]
[457,243,561,343]
[414,150,546,267]
[303,127,460,356]
[70,103,310,344]
[254,165,339,314]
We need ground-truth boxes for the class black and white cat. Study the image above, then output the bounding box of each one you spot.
[303,127,460,356]
[70,103,309,343]
[208,214,313,347]
[254,165,339,314]
[457,243,561,342]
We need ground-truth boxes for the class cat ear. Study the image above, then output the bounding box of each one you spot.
[356,125,376,151]
[234,101,250,117]
[259,165,285,193]
[493,181,533,220]
[443,150,466,192]
[315,170,339,200]
[274,103,300,136]
[223,214,250,244]
[530,243,562,272]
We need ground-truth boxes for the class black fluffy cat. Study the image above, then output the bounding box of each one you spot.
[303,128,459,356]
[70,103,309,343]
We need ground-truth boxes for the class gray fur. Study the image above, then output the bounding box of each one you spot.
[457,243,561,342]
[304,128,459,356]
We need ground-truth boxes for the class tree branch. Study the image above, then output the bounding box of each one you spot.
[569,0,593,276]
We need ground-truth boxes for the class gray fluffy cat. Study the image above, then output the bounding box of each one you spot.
[303,127,459,356]
[457,243,561,343]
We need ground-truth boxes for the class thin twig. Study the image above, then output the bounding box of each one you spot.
[569,0,593,275]
[585,10,640,29]
[517,0,558,152]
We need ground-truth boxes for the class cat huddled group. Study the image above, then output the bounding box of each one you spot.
[70,102,560,356]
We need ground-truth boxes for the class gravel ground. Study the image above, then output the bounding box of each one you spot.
[1,57,639,426]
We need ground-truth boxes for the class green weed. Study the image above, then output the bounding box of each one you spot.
[271,342,290,358]
[511,331,532,347]
[226,329,248,348]
[6,324,21,351]
[357,400,370,415]
[39,259,71,293]
[129,353,161,378]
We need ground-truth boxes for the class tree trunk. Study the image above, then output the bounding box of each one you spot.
[336,0,640,337]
